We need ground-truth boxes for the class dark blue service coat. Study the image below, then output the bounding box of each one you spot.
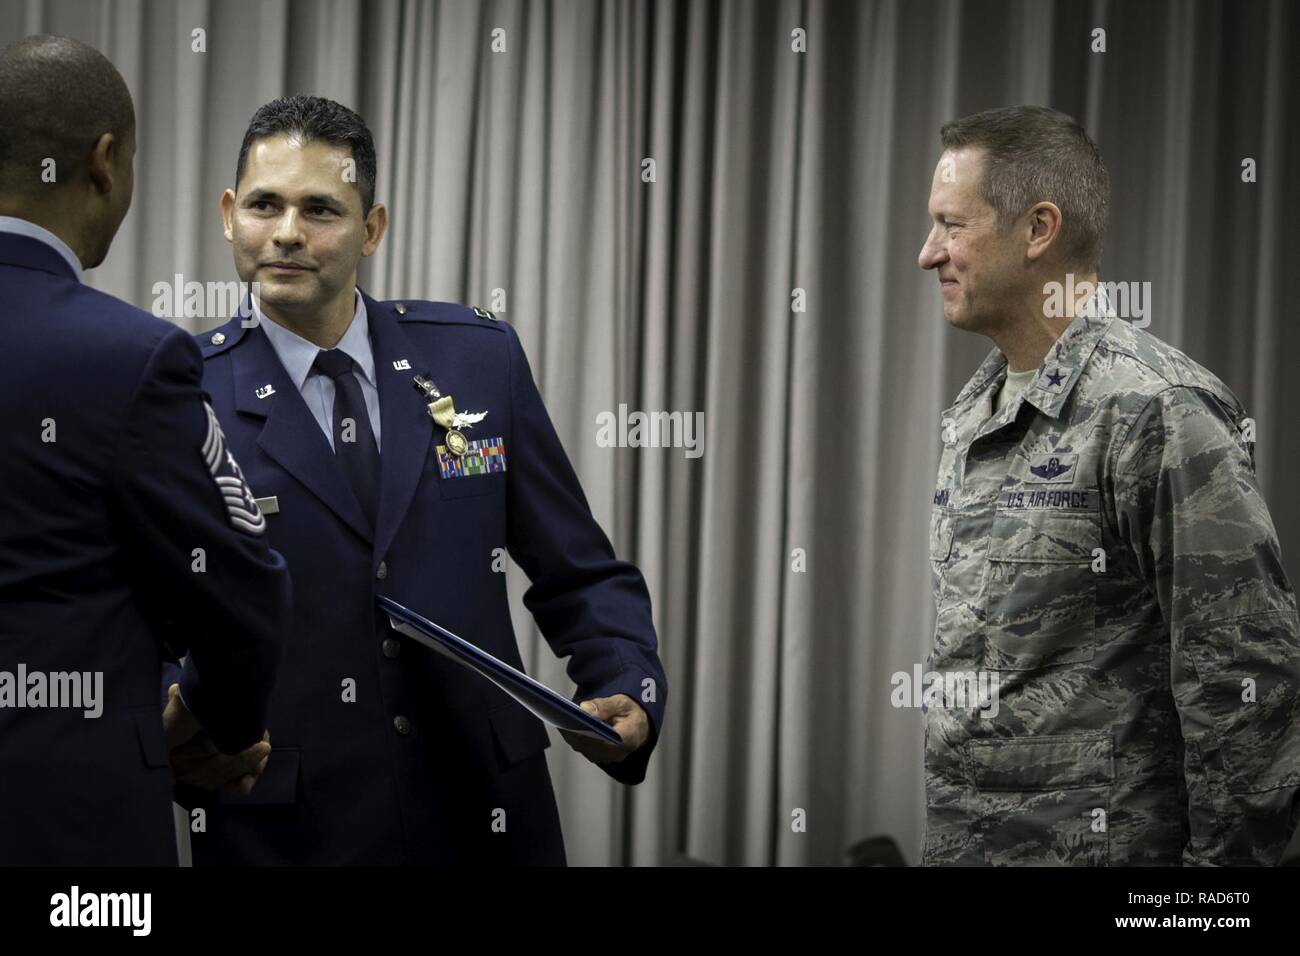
[176,293,666,864]
[0,233,289,865]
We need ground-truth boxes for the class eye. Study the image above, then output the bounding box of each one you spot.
[307,206,338,217]
[250,200,275,212]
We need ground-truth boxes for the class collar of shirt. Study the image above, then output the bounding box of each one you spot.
[946,284,1119,422]
[253,290,376,392]
[0,215,84,283]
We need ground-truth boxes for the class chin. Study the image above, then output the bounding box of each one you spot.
[259,282,317,309]
[943,307,971,329]
[82,240,108,271]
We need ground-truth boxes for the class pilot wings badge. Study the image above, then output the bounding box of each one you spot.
[1025,453,1077,483]
[412,376,489,459]
[451,410,488,430]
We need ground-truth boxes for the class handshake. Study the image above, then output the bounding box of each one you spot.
[162,683,271,794]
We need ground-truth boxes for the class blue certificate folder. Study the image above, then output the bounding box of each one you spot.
[377,596,623,745]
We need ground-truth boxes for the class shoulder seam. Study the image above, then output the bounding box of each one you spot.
[1114,383,1243,466]
[390,300,508,331]
[1095,340,1181,390]
[111,324,192,488]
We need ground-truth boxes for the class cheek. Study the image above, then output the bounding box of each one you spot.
[314,228,364,265]
[948,239,970,271]
[231,215,260,243]
[951,234,992,276]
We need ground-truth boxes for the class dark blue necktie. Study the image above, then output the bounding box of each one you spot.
[312,349,380,524]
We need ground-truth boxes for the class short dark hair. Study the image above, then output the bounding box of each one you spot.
[0,35,135,193]
[940,106,1109,272]
[235,95,377,213]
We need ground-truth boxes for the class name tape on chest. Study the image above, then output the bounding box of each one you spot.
[1002,488,1096,510]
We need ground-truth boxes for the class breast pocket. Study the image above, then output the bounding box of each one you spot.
[437,471,506,500]
[930,508,955,563]
[984,506,1099,670]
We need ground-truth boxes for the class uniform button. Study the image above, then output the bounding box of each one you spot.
[395,303,407,315]
[210,332,226,345]
[382,637,401,659]
[393,715,411,735]
[376,561,388,580]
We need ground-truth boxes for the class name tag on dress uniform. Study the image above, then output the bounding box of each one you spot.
[436,436,508,479]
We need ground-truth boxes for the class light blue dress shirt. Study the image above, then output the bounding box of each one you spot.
[254,291,383,452]
[0,215,84,282]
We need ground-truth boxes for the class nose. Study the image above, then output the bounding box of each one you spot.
[271,207,305,249]
[918,224,946,271]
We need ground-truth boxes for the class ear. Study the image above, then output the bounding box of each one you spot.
[1025,201,1063,263]
[87,132,118,195]
[220,188,236,242]
[361,202,388,257]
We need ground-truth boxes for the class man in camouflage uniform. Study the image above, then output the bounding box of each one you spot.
[917,106,1300,865]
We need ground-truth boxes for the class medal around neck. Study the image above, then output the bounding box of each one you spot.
[413,375,488,458]
[429,395,469,457]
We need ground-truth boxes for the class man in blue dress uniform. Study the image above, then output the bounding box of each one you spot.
[0,36,290,864]
[178,96,667,864]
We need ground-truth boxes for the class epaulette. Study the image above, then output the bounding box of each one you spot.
[196,318,248,357]
[388,300,508,331]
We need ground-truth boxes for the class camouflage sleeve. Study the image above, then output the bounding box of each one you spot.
[1114,385,1300,864]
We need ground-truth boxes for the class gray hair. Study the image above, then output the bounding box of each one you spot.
[940,106,1109,272]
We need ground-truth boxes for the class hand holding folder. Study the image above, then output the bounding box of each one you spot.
[377,596,624,745]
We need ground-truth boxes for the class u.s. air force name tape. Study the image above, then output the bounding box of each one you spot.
[202,401,265,535]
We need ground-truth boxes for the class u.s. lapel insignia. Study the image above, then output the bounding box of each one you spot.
[255,384,275,399]
[393,359,411,371]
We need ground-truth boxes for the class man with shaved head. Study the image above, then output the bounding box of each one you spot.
[0,35,290,864]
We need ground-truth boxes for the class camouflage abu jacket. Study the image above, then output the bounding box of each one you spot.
[924,305,1300,866]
